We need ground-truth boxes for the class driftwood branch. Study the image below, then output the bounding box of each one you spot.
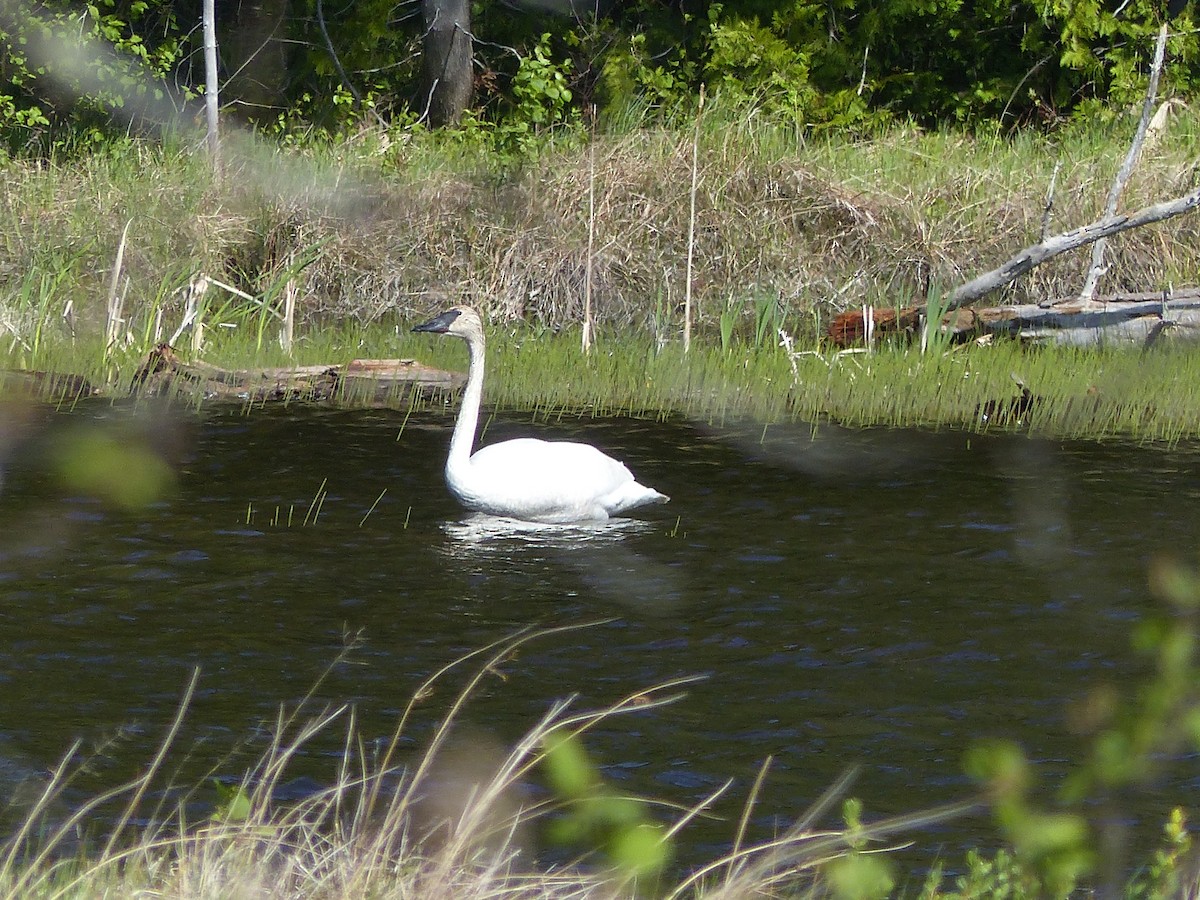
[950,290,1200,347]
[941,184,1200,314]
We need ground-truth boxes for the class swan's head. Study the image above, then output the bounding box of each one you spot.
[412,306,484,342]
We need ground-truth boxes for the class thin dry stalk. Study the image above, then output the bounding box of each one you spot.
[683,86,705,352]
[104,219,132,351]
[100,669,199,860]
[282,270,297,353]
[583,112,596,354]
[1041,160,1062,244]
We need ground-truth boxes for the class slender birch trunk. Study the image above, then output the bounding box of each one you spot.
[202,0,220,170]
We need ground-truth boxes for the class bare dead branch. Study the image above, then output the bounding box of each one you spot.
[941,183,1200,313]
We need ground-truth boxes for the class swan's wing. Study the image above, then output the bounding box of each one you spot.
[460,438,666,521]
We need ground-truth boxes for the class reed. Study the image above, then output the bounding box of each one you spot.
[0,626,963,900]
[4,103,1200,357]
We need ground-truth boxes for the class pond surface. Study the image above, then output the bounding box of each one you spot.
[1,399,1198,881]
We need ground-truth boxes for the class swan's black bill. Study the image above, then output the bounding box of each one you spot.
[412,309,461,334]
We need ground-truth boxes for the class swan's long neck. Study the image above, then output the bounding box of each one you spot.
[447,329,485,479]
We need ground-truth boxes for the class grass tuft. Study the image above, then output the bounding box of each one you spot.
[0,626,963,900]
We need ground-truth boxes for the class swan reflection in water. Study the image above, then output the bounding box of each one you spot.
[440,512,656,548]
[439,513,684,616]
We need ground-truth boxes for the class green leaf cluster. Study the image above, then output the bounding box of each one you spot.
[0,0,189,153]
[1,0,1199,153]
[960,557,1200,898]
[540,728,672,885]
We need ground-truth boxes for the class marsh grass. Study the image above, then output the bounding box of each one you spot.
[398,326,1200,442]
[5,105,1200,436]
[0,626,969,900]
[8,320,1200,442]
[3,104,1200,346]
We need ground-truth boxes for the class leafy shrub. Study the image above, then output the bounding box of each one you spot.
[0,0,189,155]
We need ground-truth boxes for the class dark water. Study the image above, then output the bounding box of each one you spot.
[1,400,1198,878]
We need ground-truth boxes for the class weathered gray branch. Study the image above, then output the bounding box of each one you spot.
[1078,22,1169,302]
[942,184,1200,313]
[954,292,1200,347]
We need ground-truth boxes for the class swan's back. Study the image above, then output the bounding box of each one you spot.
[413,304,669,523]
[453,437,668,523]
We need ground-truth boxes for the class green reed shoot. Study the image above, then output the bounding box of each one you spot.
[359,488,387,527]
[302,478,328,526]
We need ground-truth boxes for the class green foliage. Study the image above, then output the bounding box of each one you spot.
[1046,0,1200,110]
[211,781,252,823]
[1128,808,1194,900]
[511,34,574,127]
[964,557,1200,897]
[703,6,816,122]
[540,728,672,884]
[598,31,697,114]
[1,0,1197,152]
[824,798,896,900]
[490,33,579,155]
[0,0,189,154]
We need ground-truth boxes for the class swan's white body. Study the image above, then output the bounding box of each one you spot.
[413,306,669,523]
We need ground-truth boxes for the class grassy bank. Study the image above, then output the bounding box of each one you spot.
[2,105,1200,433]
[2,108,1199,338]
[8,323,1200,443]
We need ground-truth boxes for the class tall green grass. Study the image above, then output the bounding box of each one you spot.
[398,327,1200,442]
[8,318,1200,443]
[3,102,1200,350]
[4,103,1200,437]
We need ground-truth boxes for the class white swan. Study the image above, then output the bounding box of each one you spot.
[412,306,669,523]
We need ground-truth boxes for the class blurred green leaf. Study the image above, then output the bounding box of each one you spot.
[606,821,671,880]
[212,781,252,823]
[540,730,599,800]
[52,427,173,509]
[826,851,895,900]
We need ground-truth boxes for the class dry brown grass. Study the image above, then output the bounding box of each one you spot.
[0,626,973,900]
[3,109,1200,347]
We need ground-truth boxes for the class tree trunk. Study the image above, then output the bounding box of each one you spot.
[202,0,220,168]
[419,0,472,127]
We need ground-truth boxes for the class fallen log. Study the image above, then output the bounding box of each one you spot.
[828,289,1200,348]
[130,344,464,403]
[823,28,1192,351]
[949,291,1200,347]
